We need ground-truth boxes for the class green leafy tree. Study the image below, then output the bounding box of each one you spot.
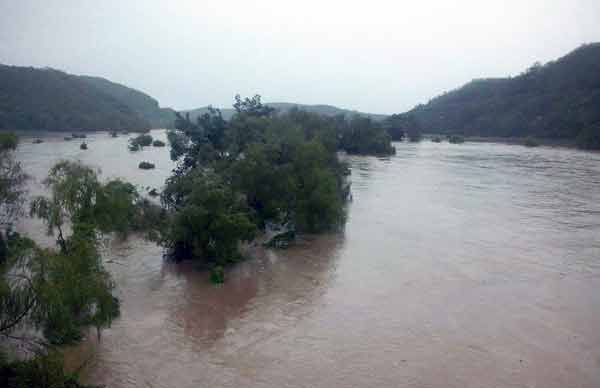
[162,96,352,269]
[161,170,256,266]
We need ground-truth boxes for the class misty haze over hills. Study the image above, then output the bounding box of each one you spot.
[1,43,600,148]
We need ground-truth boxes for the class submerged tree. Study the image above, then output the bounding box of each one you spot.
[160,95,354,271]
[3,161,149,344]
[161,170,256,265]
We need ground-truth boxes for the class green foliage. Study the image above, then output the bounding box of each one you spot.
[35,233,118,345]
[210,266,225,284]
[161,170,256,265]
[233,94,276,117]
[231,139,346,231]
[407,43,600,147]
[30,161,146,242]
[0,158,149,385]
[161,96,355,267]
[23,162,151,342]
[138,161,155,170]
[0,133,27,228]
[340,115,396,155]
[0,133,18,151]
[448,135,465,144]
[0,351,94,388]
[383,113,421,141]
[128,134,153,151]
[94,180,142,237]
[524,137,540,147]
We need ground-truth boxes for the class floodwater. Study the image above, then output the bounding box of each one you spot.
[13,131,600,387]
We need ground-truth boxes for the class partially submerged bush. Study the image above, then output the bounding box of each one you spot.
[152,139,166,147]
[128,134,153,151]
[138,161,155,170]
[80,142,88,150]
[431,136,442,143]
[524,137,540,147]
[210,266,225,284]
[448,134,465,144]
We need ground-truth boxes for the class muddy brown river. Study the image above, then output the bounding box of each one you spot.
[14,130,600,387]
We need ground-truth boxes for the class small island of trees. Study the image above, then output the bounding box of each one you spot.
[154,95,395,280]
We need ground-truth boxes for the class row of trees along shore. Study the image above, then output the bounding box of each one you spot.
[0,95,395,386]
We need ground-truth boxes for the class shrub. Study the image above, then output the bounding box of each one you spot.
[152,139,166,147]
[524,137,540,147]
[138,161,155,170]
[128,134,153,151]
[210,266,225,284]
[448,134,465,144]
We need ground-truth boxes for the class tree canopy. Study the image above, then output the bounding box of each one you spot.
[160,95,365,271]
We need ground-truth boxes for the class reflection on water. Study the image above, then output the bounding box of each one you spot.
[14,133,600,387]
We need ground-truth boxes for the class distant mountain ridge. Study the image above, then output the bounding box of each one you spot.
[0,63,386,132]
[79,76,176,129]
[0,65,151,131]
[183,102,388,122]
[406,42,600,146]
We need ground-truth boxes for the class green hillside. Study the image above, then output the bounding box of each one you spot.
[406,43,600,148]
[79,76,176,128]
[0,65,150,131]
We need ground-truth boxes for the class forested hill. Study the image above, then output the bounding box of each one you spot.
[407,43,600,147]
[79,76,176,128]
[0,65,151,131]
[183,102,387,122]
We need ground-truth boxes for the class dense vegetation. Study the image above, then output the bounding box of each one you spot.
[0,65,151,131]
[128,134,153,151]
[383,113,420,141]
[157,95,391,275]
[138,161,155,170]
[0,135,155,385]
[405,43,600,149]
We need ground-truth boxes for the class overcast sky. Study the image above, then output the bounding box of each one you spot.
[1,0,599,114]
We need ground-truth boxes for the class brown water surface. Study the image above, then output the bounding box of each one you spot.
[14,131,600,387]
